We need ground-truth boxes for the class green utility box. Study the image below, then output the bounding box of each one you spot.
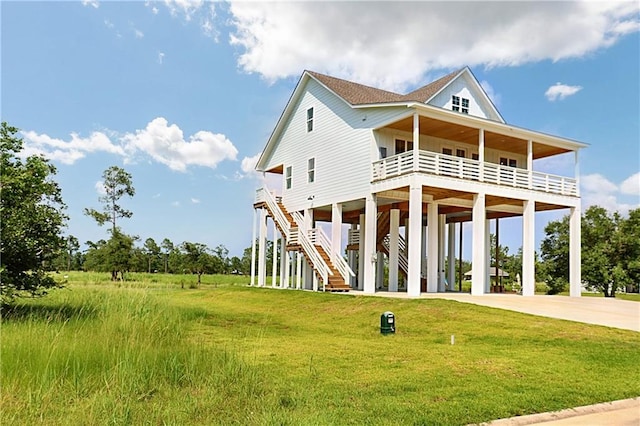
[380,311,395,335]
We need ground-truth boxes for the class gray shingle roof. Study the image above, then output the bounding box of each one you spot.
[306,68,463,106]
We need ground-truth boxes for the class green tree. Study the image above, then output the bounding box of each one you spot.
[84,166,135,233]
[540,215,570,294]
[0,122,67,304]
[143,238,161,273]
[540,206,640,297]
[83,231,134,280]
[161,238,174,274]
[84,166,135,280]
[181,242,211,286]
[65,235,80,271]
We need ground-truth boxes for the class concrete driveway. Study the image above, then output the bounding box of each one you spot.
[436,294,640,332]
[352,291,640,331]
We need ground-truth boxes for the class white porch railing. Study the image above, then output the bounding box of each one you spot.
[372,150,578,197]
[255,188,290,240]
[308,226,355,284]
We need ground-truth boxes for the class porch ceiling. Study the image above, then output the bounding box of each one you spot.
[385,116,571,159]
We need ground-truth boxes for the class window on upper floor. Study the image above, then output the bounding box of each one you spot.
[500,157,517,168]
[442,147,453,156]
[285,166,292,189]
[452,95,469,114]
[395,139,413,154]
[456,149,466,158]
[308,158,315,183]
[379,147,388,159]
[306,107,314,132]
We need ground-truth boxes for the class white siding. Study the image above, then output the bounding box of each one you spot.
[430,73,500,121]
[261,79,408,212]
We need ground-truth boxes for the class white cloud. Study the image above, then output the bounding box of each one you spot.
[82,0,99,9]
[545,83,583,101]
[620,172,640,195]
[134,29,144,39]
[157,52,165,64]
[94,181,107,196]
[171,201,180,207]
[21,130,125,164]
[191,198,200,204]
[581,172,640,214]
[152,7,159,15]
[21,118,238,173]
[225,2,639,91]
[163,0,203,21]
[121,117,238,172]
[480,80,501,108]
[104,19,114,29]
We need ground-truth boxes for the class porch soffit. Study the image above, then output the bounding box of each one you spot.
[384,116,572,159]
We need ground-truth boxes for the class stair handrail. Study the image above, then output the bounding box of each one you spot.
[382,234,409,275]
[290,211,331,286]
[312,226,356,283]
[257,187,290,240]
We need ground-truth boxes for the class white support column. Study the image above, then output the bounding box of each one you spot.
[438,214,446,292]
[283,250,290,289]
[485,219,491,293]
[358,213,365,290]
[363,194,377,294]
[407,181,423,296]
[413,112,420,171]
[479,128,485,181]
[250,208,257,286]
[257,208,268,287]
[471,193,486,295]
[427,203,439,293]
[331,203,342,257]
[569,205,582,297]
[312,271,318,292]
[296,253,302,289]
[271,224,278,288]
[447,222,455,291]
[280,237,287,288]
[389,208,400,292]
[376,252,384,290]
[522,200,536,296]
[527,140,533,189]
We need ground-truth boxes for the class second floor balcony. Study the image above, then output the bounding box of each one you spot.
[372,150,578,197]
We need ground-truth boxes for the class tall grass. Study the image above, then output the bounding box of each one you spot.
[1,287,268,424]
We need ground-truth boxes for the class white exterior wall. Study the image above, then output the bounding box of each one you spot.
[429,73,501,121]
[261,79,408,212]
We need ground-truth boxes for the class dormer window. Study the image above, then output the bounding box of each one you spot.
[452,96,469,114]
[306,107,314,132]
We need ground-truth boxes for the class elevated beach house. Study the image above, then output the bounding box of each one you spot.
[250,67,584,296]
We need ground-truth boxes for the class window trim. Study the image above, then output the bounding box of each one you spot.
[306,107,314,132]
[285,166,292,189]
[307,158,315,183]
[452,95,469,114]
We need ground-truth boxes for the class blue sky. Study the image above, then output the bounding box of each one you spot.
[2,1,639,259]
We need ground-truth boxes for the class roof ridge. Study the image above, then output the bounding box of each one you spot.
[401,68,465,102]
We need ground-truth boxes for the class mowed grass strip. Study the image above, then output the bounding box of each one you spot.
[2,282,639,425]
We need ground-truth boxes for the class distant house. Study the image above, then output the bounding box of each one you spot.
[464,267,510,279]
[251,67,584,297]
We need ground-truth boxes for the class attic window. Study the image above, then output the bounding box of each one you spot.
[285,166,292,189]
[452,95,469,114]
[306,107,314,132]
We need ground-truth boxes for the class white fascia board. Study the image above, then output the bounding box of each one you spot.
[352,102,413,109]
[408,102,588,151]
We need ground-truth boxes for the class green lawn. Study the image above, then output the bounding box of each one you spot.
[2,275,639,425]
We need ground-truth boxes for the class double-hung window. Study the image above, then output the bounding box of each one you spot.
[306,107,314,132]
[285,166,292,189]
[307,158,315,183]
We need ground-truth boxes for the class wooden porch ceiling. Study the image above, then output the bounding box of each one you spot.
[385,115,571,159]
[313,197,568,225]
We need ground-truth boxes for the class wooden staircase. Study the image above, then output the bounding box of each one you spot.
[258,191,351,292]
